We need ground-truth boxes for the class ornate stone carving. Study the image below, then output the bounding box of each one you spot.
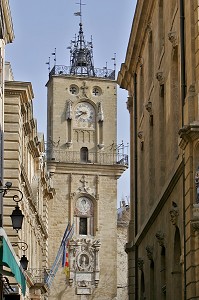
[66,100,73,120]
[155,231,165,247]
[169,201,179,226]
[68,238,101,293]
[138,56,143,67]
[168,31,178,48]
[191,203,199,231]
[146,245,153,260]
[179,123,199,150]
[195,167,199,204]
[77,175,93,195]
[145,101,153,126]
[126,96,133,113]
[97,102,104,122]
[137,258,144,271]
[80,81,88,98]
[138,131,144,151]
[156,71,164,86]
[146,22,152,36]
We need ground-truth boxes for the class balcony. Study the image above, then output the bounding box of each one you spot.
[27,268,50,292]
[46,149,128,166]
[49,65,115,80]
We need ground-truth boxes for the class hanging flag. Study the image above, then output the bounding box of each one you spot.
[62,241,70,277]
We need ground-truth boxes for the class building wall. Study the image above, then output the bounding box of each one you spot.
[4,74,54,299]
[118,0,199,299]
[117,201,129,300]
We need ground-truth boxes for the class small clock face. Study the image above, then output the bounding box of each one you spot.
[76,197,91,215]
[74,102,95,127]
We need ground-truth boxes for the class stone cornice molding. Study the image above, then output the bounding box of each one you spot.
[179,123,199,150]
[1,0,14,43]
[5,81,34,103]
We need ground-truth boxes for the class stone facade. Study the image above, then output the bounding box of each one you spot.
[0,0,14,216]
[3,64,54,299]
[117,201,129,300]
[118,0,199,299]
[46,73,127,300]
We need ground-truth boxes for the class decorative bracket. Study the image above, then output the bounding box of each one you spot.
[138,131,144,151]
[146,245,153,261]
[169,201,179,226]
[168,31,178,48]
[155,231,165,247]
[145,101,153,126]
[137,258,144,271]
[156,71,164,86]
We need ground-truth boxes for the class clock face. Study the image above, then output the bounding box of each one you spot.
[76,197,91,215]
[74,102,95,128]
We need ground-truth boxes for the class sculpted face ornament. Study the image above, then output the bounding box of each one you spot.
[169,201,179,226]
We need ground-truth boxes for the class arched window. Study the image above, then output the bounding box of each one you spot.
[80,147,88,162]
[74,196,94,236]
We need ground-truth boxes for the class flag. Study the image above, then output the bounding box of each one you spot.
[74,12,81,16]
[62,241,70,277]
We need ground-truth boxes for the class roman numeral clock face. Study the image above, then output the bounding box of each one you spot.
[74,102,95,128]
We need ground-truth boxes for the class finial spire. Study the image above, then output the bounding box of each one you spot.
[70,0,95,76]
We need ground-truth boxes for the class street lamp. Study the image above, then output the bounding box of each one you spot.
[0,182,24,231]
[11,242,29,270]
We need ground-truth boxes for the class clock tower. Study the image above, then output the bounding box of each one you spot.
[46,17,128,300]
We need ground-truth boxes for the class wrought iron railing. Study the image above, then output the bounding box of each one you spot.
[49,65,115,80]
[46,149,128,166]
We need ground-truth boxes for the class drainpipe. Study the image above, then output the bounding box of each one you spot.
[133,72,138,299]
[179,0,186,299]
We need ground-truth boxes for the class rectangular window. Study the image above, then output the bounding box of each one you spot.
[79,218,87,235]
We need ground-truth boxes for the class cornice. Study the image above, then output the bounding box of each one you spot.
[2,0,14,43]
[5,81,34,103]
[117,0,155,90]
[47,160,128,179]
[179,123,199,150]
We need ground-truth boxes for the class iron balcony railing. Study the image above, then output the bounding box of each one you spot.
[49,65,115,80]
[46,149,128,166]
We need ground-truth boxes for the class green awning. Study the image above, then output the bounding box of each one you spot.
[0,236,26,296]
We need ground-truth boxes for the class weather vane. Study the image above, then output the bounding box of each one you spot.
[74,0,86,23]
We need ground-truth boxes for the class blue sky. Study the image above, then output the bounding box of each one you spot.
[6,0,136,205]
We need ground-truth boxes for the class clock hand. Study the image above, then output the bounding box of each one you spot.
[77,111,87,117]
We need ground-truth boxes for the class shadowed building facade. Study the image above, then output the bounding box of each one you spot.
[118,0,199,299]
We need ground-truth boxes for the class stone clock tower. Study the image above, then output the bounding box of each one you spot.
[46,19,128,300]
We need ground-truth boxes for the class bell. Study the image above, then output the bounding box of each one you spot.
[77,50,87,67]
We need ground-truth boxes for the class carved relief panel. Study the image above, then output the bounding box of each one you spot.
[68,238,101,295]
